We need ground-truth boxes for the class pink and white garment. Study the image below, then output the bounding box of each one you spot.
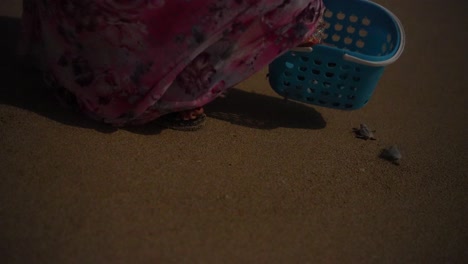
[20,0,325,126]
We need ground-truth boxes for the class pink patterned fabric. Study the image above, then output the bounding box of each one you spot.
[20,0,324,126]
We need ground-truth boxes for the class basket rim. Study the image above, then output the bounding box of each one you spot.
[297,0,406,67]
[338,0,406,66]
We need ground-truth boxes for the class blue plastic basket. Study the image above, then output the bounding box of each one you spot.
[268,0,405,110]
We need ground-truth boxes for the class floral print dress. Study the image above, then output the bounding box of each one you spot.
[20,0,325,126]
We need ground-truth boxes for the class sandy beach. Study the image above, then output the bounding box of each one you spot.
[0,1,467,263]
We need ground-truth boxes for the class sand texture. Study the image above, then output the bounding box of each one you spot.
[0,1,467,263]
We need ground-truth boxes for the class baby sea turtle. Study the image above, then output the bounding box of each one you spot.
[353,124,376,140]
[380,145,402,165]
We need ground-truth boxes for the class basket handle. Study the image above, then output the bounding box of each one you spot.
[290,47,314,52]
[291,3,405,67]
[343,3,406,67]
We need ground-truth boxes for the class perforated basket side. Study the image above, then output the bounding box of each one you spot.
[268,47,386,110]
[268,0,405,110]
[321,0,404,64]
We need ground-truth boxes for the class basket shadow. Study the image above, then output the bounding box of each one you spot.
[206,89,326,130]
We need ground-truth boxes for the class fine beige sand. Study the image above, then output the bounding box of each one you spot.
[0,1,467,263]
